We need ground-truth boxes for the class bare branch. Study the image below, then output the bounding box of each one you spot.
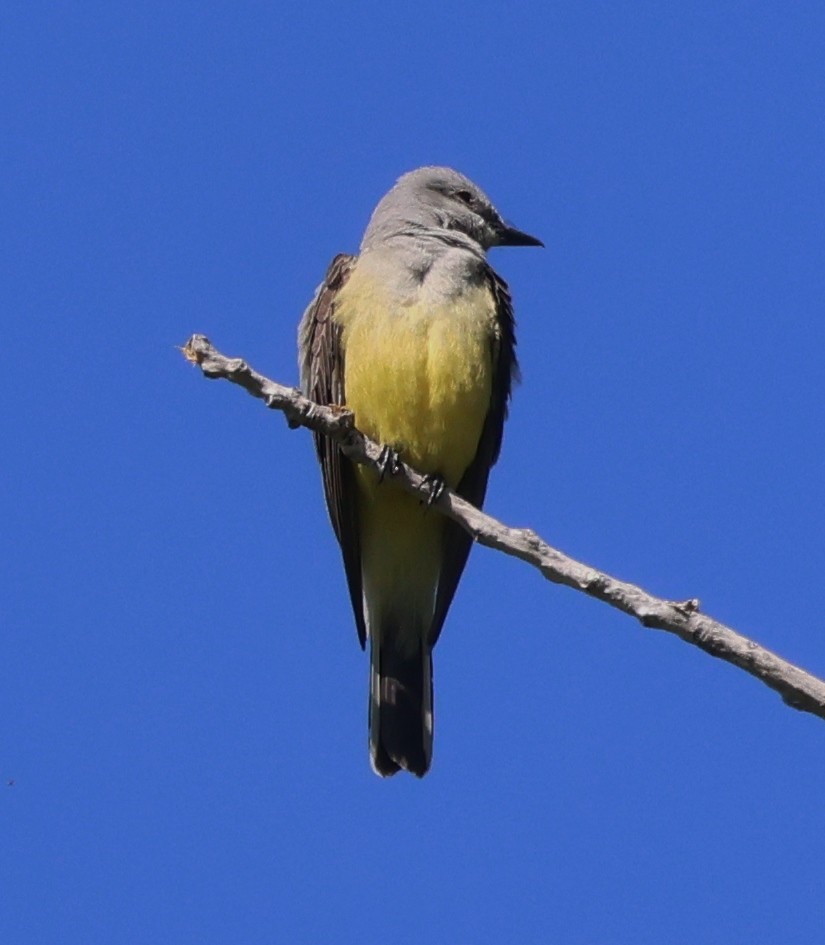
[182,333,825,722]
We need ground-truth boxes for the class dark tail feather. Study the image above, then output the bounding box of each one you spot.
[369,635,433,778]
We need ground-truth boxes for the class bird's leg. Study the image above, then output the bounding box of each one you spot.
[419,474,446,508]
[377,445,401,483]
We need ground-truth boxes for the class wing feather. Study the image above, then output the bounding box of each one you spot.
[298,254,367,647]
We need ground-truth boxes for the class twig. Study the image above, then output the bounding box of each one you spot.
[182,333,825,722]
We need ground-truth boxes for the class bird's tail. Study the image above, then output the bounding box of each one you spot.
[369,631,433,778]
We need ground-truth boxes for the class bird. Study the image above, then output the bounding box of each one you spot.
[298,166,541,776]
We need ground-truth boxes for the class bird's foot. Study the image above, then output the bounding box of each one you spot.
[420,473,446,508]
[377,445,401,483]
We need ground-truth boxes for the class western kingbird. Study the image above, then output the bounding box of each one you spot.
[298,166,541,776]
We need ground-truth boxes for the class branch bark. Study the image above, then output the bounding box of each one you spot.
[182,333,825,722]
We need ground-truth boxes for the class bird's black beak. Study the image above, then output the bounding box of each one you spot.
[496,223,544,248]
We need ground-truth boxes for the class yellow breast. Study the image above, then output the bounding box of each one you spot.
[334,263,496,487]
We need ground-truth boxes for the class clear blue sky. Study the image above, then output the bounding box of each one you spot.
[4,1,825,942]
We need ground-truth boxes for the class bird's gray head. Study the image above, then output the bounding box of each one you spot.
[360,166,543,253]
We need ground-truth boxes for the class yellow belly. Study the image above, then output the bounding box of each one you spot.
[334,268,495,486]
[333,263,496,638]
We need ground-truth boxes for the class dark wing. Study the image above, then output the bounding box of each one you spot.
[428,268,520,647]
[298,253,367,648]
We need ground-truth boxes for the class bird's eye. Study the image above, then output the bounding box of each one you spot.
[455,190,474,206]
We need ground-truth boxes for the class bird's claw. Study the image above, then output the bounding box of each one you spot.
[420,474,446,508]
[377,445,401,483]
